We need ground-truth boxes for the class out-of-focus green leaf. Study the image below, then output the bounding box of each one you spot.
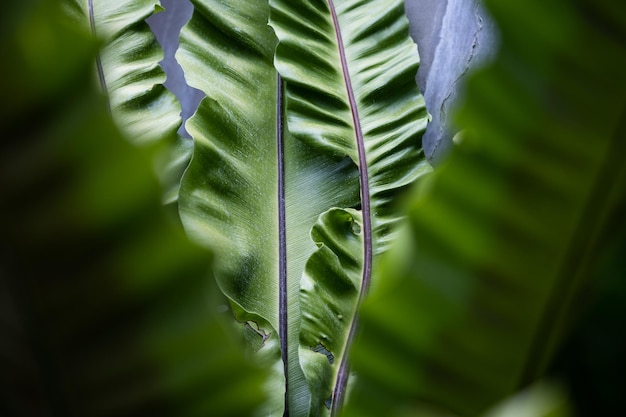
[483,380,572,417]
[0,0,93,128]
[344,0,626,416]
[0,2,266,415]
[552,233,626,415]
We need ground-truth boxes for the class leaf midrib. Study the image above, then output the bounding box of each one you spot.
[326,0,373,414]
[277,73,290,417]
[87,0,109,107]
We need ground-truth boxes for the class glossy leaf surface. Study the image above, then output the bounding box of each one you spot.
[178,0,429,416]
[270,0,430,413]
[177,0,361,415]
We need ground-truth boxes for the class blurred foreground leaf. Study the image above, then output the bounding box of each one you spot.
[483,380,572,417]
[344,0,626,416]
[0,1,266,415]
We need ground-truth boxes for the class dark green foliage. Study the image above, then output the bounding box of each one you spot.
[2,1,625,417]
[344,0,626,415]
[0,2,266,415]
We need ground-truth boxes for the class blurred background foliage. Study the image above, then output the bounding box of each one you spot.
[344,0,626,416]
[1,0,625,417]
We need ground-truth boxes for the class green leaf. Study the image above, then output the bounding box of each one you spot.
[177,1,360,415]
[178,0,429,415]
[299,208,363,416]
[269,0,430,413]
[65,0,181,146]
[0,2,267,416]
[63,0,191,204]
[343,0,626,415]
[483,380,573,417]
[157,136,194,205]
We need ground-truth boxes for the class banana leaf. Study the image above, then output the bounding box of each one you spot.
[343,0,626,415]
[177,0,429,415]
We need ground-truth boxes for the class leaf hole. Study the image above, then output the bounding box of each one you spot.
[311,342,334,364]
[324,397,332,410]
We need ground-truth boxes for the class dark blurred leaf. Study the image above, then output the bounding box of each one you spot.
[0,1,266,416]
[552,233,626,416]
[344,0,626,416]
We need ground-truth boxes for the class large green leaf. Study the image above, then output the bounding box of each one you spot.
[269,0,430,414]
[177,0,429,415]
[0,2,266,415]
[177,1,360,415]
[343,0,626,416]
